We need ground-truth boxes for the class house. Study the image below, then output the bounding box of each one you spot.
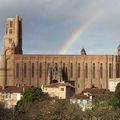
[70,94,92,111]
[42,82,75,99]
[70,87,111,111]
[82,87,110,97]
[0,86,24,108]
[109,78,120,91]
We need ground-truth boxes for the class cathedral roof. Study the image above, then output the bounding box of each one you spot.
[0,86,29,93]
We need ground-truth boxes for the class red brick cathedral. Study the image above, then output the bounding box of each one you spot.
[0,16,120,93]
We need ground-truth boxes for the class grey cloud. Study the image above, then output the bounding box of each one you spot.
[0,0,120,54]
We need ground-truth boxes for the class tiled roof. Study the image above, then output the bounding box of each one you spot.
[0,86,29,93]
[44,82,75,88]
[82,88,110,96]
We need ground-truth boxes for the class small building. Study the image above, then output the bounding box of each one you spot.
[0,86,24,108]
[43,82,75,99]
[82,87,110,97]
[70,87,111,111]
[109,78,120,91]
[70,94,92,111]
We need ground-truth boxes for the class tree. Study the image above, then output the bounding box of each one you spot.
[114,82,120,107]
[14,86,46,120]
[115,82,120,98]
[50,100,83,120]
[0,103,13,120]
[92,94,116,110]
[15,86,43,108]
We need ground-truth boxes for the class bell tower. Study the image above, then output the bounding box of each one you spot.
[3,16,23,54]
[0,16,23,88]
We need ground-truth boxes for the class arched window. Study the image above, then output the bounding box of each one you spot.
[10,21,13,27]
[109,63,112,78]
[100,63,103,79]
[85,63,88,79]
[70,63,73,78]
[92,63,95,79]
[9,29,13,34]
[16,63,19,78]
[39,63,42,78]
[32,63,34,78]
[78,63,80,78]
[23,63,27,78]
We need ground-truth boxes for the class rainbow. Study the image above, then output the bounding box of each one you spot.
[59,14,99,54]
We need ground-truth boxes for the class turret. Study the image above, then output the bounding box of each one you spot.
[81,48,86,55]
[118,44,120,56]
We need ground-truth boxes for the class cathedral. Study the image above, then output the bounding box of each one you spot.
[0,16,120,93]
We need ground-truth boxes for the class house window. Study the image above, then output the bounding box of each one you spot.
[92,63,95,79]
[4,94,11,100]
[61,88,64,91]
[85,63,88,79]
[39,63,42,78]
[16,63,19,78]
[78,63,80,78]
[32,63,34,78]
[109,63,112,78]
[100,63,103,79]
[70,63,73,78]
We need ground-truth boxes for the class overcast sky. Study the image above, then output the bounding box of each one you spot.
[0,0,120,55]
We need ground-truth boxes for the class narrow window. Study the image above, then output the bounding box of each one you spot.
[9,38,12,43]
[93,63,95,79]
[55,63,57,67]
[47,63,50,77]
[23,63,27,78]
[55,63,58,70]
[70,63,73,78]
[109,63,112,78]
[85,63,88,79]
[116,63,120,78]
[32,63,34,78]
[78,63,80,78]
[63,63,65,67]
[39,63,42,78]
[9,29,13,34]
[10,21,13,27]
[16,63,19,78]
[100,63,103,79]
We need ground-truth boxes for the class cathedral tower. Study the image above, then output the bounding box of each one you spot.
[0,16,23,88]
[3,16,23,54]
